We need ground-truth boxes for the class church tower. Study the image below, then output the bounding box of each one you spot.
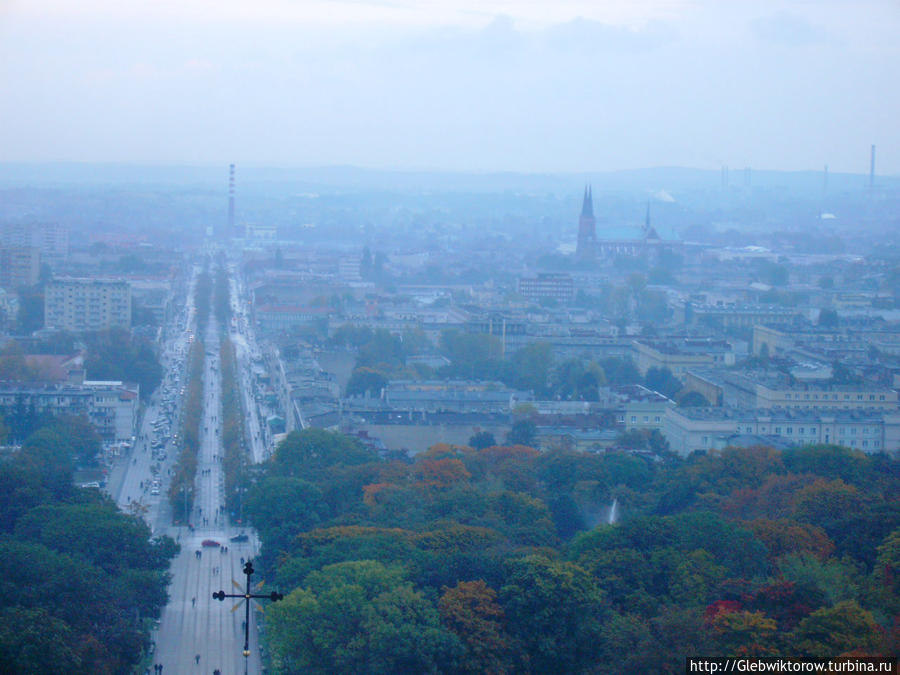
[576,185,596,260]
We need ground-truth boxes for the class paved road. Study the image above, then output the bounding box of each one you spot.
[110,264,265,675]
[228,269,270,464]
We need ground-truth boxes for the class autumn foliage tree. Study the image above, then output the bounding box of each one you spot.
[439,580,512,674]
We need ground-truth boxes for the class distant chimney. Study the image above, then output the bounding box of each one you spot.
[228,163,236,235]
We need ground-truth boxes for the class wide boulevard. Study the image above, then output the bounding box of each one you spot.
[107,262,267,675]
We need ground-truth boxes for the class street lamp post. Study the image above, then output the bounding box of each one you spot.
[213,560,283,663]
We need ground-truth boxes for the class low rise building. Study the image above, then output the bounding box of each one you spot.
[599,384,674,431]
[0,380,139,442]
[680,303,796,329]
[662,406,900,456]
[347,380,534,415]
[255,305,333,334]
[632,338,735,378]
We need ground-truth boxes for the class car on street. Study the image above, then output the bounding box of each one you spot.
[230,532,249,543]
[201,539,221,547]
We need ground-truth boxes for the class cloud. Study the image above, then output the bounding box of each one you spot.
[750,10,832,46]
[543,17,677,52]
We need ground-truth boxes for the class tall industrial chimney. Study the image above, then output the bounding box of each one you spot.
[228,163,235,235]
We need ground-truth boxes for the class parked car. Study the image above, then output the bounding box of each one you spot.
[230,532,249,543]
[201,539,221,547]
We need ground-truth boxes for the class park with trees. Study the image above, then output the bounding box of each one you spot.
[243,429,900,673]
[0,415,178,673]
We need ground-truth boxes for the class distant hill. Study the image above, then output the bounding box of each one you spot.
[0,162,896,196]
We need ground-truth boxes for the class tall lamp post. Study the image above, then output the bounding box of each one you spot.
[213,560,283,665]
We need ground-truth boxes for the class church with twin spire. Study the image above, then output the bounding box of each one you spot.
[574,185,672,262]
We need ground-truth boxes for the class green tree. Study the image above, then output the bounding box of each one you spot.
[267,560,460,675]
[16,285,44,334]
[507,342,553,395]
[468,431,497,450]
[505,420,536,447]
[439,330,503,380]
[598,357,642,386]
[346,367,388,397]
[677,391,709,407]
[15,501,177,576]
[271,429,377,480]
[0,607,81,674]
[50,415,101,466]
[790,601,882,657]
[872,526,900,616]
[644,366,682,399]
[500,555,606,674]
[818,308,839,327]
[245,476,327,554]
[550,358,606,401]
[84,329,162,398]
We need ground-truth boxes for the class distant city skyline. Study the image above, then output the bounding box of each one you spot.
[1,0,898,174]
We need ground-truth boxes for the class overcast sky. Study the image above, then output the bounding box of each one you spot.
[1,0,898,173]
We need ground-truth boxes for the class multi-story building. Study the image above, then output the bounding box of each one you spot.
[347,380,534,415]
[632,338,735,378]
[0,247,40,290]
[599,384,674,431]
[685,370,900,412]
[44,278,132,332]
[662,406,900,456]
[0,380,139,441]
[255,305,333,334]
[517,273,575,304]
[1,222,68,264]
[680,303,796,329]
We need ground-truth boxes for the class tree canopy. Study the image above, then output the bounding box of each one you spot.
[241,432,900,673]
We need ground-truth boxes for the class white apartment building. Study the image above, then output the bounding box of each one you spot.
[45,278,131,332]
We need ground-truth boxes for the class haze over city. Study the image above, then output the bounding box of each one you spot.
[1,1,900,674]
[2,0,898,172]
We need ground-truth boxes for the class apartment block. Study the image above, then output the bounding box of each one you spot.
[517,273,575,304]
[0,247,40,290]
[1,222,69,263]
[44,278,131,332]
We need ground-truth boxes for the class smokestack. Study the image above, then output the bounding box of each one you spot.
[228,163,235,235]
[823,164,828,193]
[869,145,876,189]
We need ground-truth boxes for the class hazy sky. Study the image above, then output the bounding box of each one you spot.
[1,0,898,173]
